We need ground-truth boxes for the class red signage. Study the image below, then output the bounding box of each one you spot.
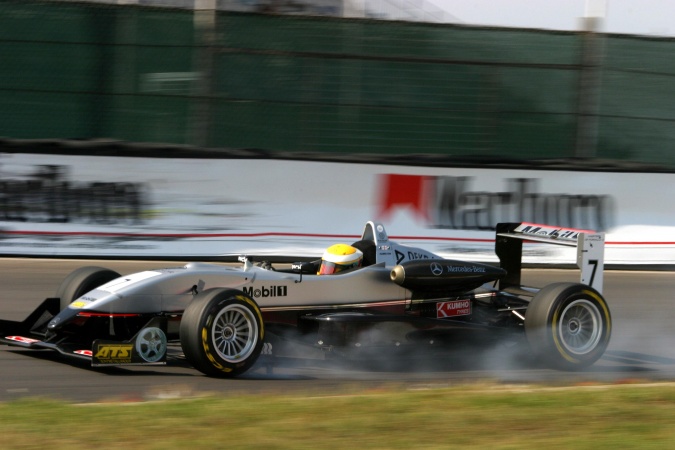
[6,336,39,344]
[377,174,432,222]
[436,300,471,318]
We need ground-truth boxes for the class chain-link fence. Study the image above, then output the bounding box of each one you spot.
[1,0,674,169]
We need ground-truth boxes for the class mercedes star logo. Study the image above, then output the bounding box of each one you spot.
[430,262,444,276]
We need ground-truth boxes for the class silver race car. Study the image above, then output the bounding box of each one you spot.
[0,221,611,377]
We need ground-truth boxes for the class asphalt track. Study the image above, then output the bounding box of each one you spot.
[1,258,674,403]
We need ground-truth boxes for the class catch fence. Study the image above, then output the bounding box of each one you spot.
[1,0,674,169]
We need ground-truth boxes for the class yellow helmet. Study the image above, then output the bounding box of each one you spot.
[318,244,363,275]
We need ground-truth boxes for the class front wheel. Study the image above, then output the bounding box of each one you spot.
[180,288,264,377]
[56,266,121,310]
[525,282,611,371]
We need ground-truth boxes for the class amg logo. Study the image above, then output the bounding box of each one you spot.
[242,285,288,298]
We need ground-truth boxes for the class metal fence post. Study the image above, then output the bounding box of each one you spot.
[575,16,605,158]
[190,0,217,147]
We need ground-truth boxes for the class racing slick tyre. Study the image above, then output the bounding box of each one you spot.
[525,282,611,371]
[180,288,264,378]
[56,266,121,310]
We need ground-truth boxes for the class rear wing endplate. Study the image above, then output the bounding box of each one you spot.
[495,223,605,293]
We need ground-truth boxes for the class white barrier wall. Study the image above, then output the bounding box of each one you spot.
[0,153,673,265]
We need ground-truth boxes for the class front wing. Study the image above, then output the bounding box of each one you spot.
[1,308,168,366]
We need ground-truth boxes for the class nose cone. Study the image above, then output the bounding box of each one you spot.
[47,307,79,330]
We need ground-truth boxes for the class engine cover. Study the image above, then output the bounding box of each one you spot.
[390,259,506,292]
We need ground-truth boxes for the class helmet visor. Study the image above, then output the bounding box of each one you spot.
[318,260,361,275]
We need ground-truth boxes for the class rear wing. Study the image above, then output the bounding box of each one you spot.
[495,223,605,293]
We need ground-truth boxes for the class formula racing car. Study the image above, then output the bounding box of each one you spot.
[0,221,611,377]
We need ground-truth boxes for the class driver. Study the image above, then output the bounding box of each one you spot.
[317,243,363,275]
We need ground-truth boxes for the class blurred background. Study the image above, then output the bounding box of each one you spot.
[1,0,674,168]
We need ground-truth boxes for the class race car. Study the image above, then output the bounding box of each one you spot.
[0,221,611,377]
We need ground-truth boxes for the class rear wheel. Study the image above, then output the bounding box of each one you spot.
[56,266,121,310]
[525,282,611,370]
[180,288,264,377]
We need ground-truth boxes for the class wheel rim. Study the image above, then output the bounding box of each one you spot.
[212,304,258,363]
[557,299,603,355]
[136,327,167,363]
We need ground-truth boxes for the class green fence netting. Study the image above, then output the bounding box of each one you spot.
[0,0,673,169]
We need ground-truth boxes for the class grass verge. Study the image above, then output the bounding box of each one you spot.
[2,382,675,449]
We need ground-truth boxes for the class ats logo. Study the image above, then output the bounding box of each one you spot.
[94,344,133,363]
[376,174,613,231]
